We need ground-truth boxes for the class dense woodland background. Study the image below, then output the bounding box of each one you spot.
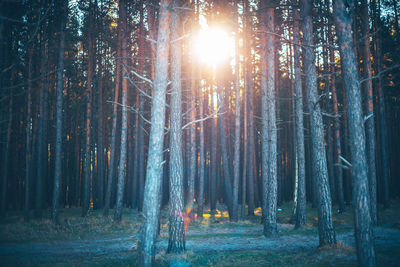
[0,0,400,266]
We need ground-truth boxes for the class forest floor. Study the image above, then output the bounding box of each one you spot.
[0,201,400,266]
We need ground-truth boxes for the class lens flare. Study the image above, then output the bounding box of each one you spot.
[193,26,234,65]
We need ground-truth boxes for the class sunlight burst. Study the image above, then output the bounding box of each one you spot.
[193,26,234,65]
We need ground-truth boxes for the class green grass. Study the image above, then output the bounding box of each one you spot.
[0,208,140,243]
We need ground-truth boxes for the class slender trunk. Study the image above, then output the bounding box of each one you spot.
[138,1,170,265]
[301,0,336,246]
[293,9,306,228]
[1,90,12,218]
[198,72,205,218]
[335,0,376,265]
[167,6,185,252]
[260,2,277,237]
[35,38,48,218]
[210,81,217,214]
[217,85,234,217]
[52,6,66,223]
[247,62,255,216]
[328,8,345,212]
[360,0,378,225]
[82,2,94,216]
[187,68,196,215]
[114,0,128,222]
[374,4,390,209]
[104,8,122,216]
[97,11,105,210]
[232,5,241,222]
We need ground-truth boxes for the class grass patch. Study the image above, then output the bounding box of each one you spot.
[0,208,140,243]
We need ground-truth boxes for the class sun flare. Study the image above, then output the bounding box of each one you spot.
[193,26,235,65]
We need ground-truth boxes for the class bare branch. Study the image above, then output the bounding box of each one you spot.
[130,70,153,86]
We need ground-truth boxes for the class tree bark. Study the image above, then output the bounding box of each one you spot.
[138,0,171,265]
[334,0,376,265]
[360,0,378,225]
[82,2,95,217]
[293,8,306,229]
[301,0,336,246]
[167,5,185,253]
[52,4,66,223]
[260,1,278,237]
[104,4,122,216]
[114,0,128,222]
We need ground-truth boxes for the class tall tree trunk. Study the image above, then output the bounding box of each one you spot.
[217,85,233,217]
[360,0,378,225]
[328,7,345,212]
[301,0,336,246]
[187,69,196,216]
[232,3,241,222]
[293,8,306,229]
[138,0,171,265]
[35,35,49,218]
[198,72,205,218]
[52,4,66,223]
[114,0,128,222]
[23,48,33,222]
[167,5,185,252]
[334,0,376,265]
[247,56,256,216]
[373,2,390,209]
[82,2,95,217]
[104,5,122,216]
[96,5,105,210]
[1,89,12,218]
[260,1,278,237]
[210,78,217,214]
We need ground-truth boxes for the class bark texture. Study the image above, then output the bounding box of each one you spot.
[138,0,171,265]
[301,0,336,246]
[334,0,376,265]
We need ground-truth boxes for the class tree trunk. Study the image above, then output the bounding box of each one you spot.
[35,35,49,218]
[1,89,12,218]
[374,3,390,209]
[334,0,376,265]
[167,5,185,253]
[82,2,94,217]
[232,4,241,222]
[293,8,306,229]
[96,6,105,210]
[328,7,345,212]
[301,0,336,246]
[138,0,171,265]
[52,5,66,223]
[360,0,378,225]
[217,85,234,217]
[104,5,122,216]
[114,0,128,222]
[198,73,205,218]
[260,2,278,237]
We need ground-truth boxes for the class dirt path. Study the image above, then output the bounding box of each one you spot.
[0,226,399,263]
